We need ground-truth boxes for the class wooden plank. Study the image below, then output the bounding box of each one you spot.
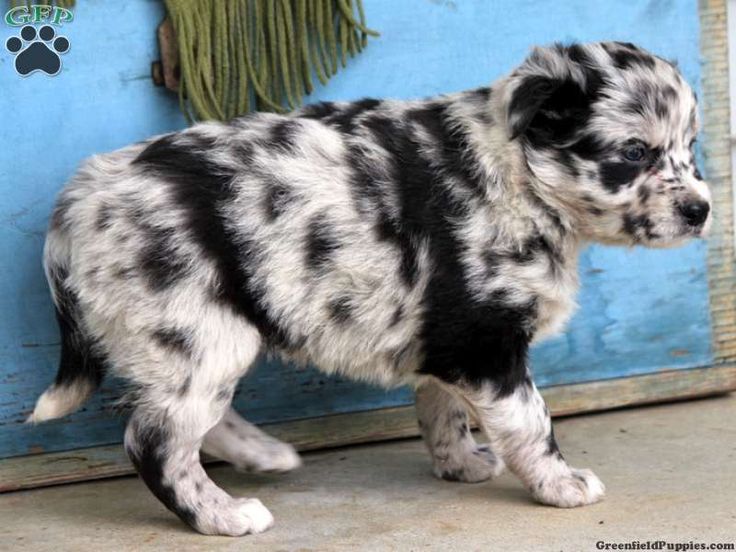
[701,0,736,363]
[2,365,734,493]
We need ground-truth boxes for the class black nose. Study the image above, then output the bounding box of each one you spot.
[678,200,710,226]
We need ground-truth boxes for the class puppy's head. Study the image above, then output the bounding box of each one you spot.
[505,42,711,246]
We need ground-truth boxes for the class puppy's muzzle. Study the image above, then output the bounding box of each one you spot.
[677,198,710,227]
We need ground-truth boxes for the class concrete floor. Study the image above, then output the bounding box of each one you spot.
[1,395,735,552]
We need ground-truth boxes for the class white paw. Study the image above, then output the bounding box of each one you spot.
[235,442,302,474]
[234,498,275,534]
[259,442,302,473]
[195,498,274,536]
[433,444,506,483]
[532,468,606,508]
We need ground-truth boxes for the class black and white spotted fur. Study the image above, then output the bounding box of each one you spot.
[31,42,711,536]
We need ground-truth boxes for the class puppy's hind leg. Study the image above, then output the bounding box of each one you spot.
[416,379,505,483]
[124,331,273,536]
[202,408,301,473]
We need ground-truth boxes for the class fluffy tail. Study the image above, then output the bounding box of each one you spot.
[27,223,105,423]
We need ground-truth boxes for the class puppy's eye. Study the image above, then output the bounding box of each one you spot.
[623,144,647,162]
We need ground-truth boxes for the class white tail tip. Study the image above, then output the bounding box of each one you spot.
[26,382,93,424]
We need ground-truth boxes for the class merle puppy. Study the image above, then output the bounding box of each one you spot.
[31,42,711,536]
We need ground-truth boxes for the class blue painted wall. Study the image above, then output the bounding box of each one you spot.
[0,0,713,458]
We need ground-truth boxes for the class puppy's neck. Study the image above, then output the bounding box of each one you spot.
[484,84,594,254]
[469,88,584,259]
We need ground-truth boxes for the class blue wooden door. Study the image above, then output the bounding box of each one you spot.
[0,0,714,459]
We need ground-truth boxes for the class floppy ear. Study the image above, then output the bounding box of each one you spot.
[507,76,565,140]
[507,44,600,143]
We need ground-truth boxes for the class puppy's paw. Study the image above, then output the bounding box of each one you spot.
[532,468,605,508]
[234,441,302,474]
[433,444,506,483]
[195,498,274,536]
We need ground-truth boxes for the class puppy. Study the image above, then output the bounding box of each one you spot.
[31,42,711,536]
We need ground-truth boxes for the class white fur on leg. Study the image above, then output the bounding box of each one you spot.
[202,408,301,473]
[156,446,275,537]
[416,379,505,483]
[532,467,606,508]
[194,494,274,536]
[465,381,605,508]
[232,499,275,534]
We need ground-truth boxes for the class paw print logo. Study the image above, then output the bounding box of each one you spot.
[5,25,70,76]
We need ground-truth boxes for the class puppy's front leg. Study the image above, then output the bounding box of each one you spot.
[416,379,505,482]
[460,375,605,507]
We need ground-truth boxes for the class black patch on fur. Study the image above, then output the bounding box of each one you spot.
[440,469,466,482]
[693,165,703,181]
[307,98,382,133]
[48,266,108,391]
[605,42,656,71]
[599,161,644,192]
[511,234,563,272]
[264,119,300,152]
[346,143,419,287]
[95,204,114,231]
[545,427,564,461]
[389,305,404,327]
[512,45,603,148]
[407,102,488,201]
[49,194,73,230]
[329,296,353,324]
[133,133,295,349]
[510,63,600,146]
[233,142,257,166]
[468,86,493,123]
[306,214,340,270]
[125,423,197,528]
[152,328,192,358]
[523,186,566,232]
[332,98,382,133]
[569,134,609,161]
[509,75,562,140]
[470,86,491,102]
[262,179,293,221]
[136,222,190,292]
[623,213,655,240]
[299,101,338,119]
[554,149,580,179]
[654,96,670,120]
[359,113,534,394]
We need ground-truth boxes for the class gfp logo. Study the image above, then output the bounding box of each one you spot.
[4,5,73,77]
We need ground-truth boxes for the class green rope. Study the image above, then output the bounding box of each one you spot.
[163,0,377,122]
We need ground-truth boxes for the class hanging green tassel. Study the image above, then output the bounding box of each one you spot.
[163,0,379,122]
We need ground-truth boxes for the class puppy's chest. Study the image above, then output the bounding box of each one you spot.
[530,268,579,341]
[465,243,580,342]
